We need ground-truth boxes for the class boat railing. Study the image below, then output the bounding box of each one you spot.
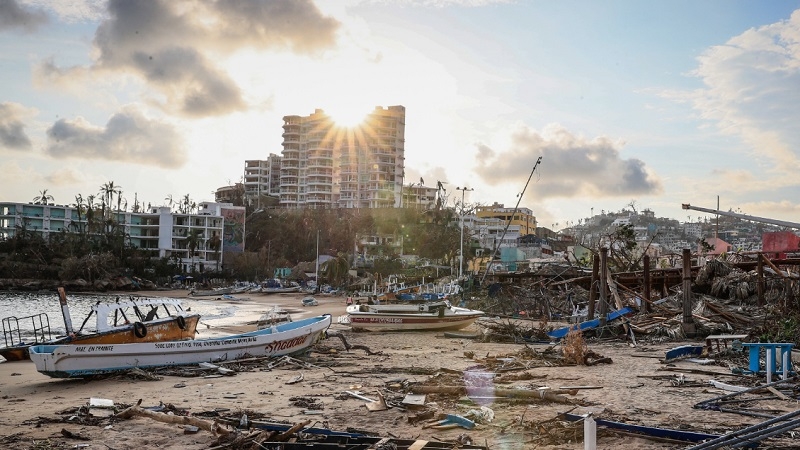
[2,313,54,347]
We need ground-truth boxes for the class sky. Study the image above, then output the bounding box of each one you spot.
[3,0,800,231]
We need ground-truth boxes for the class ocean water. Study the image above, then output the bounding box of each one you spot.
[0,291,255,344]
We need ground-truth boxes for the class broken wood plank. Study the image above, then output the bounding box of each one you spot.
[115,399,232,436]
[410,385,575,403]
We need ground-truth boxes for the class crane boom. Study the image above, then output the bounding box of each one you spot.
[681,203,800,229]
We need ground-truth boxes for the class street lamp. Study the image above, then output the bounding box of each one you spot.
[456,186,474,279]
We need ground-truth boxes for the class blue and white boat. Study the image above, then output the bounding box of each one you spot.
[29,315,331,378]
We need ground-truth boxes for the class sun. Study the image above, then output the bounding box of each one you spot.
[326,105,369,128]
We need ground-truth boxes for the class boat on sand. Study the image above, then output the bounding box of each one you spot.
[1,288,199,361]
[338,301,483,332]
[29,314,331,378]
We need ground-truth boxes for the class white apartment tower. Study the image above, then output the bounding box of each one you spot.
[280,105,406,209]
[244,153,282,207]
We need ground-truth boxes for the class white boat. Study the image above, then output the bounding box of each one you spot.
[1,289,199,361]
[260,279,301,294]
[189,287,233,297]
[338,301,483,332]
[29,315,332,378]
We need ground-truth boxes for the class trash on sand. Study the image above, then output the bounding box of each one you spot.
[401,393,426,409]
[423,414,476,430]
[345,390,389,411]
[664,345,705,362]
[464,406,494,423]
[286,372,304,385]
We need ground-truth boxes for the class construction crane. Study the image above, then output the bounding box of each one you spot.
[681,204,800,229]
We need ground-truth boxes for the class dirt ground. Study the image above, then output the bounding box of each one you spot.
[0,290,796,449]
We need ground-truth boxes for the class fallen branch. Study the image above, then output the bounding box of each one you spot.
[410,385,575,403]
[326,331,382,355]
[114,399,232,437]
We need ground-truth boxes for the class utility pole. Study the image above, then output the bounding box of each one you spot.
[456,186,474,278]
[315,230,320,293]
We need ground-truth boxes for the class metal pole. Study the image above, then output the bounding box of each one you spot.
[642,254,651,313]
[456,187,473,279]
[315,230,320,292]
[598,248,608,328]
[686,409,800,450]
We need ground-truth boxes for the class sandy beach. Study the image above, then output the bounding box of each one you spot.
[0,290,795,449]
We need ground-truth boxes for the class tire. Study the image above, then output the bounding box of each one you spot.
[419,305,425,312]
[176,316,187,330]
[133,322,147,338]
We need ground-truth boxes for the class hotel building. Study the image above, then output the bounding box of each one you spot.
[280,105,406,209]
[0,201,245,273]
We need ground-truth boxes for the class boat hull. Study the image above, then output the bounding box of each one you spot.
[29,315,331,378]
[0,315,200,361]
[344,312,482,332]
[71,315,200,345]
[341,302,483,332]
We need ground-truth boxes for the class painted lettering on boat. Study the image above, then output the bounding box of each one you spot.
[362,318,404,323]
[153,336,258,350]
[264,335,308,353]
[74,345,114,352]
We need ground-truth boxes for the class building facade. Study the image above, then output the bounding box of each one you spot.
[244,153,282,208]
[280,105,406,209]
[473,202,538,250]
[0,201,244,273]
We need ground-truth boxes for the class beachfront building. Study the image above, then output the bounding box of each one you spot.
[0,201,245,273]
[401,183,438,210]
[244,153,282,209]
[473,203,538,250]
[280,105,406,209]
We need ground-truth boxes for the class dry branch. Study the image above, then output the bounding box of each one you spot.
[114,399,232,436]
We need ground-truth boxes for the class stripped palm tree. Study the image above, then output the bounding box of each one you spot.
[208,234,222,272]
[33,189,54,205]
[186,229,203,274]
[99,181,122,220]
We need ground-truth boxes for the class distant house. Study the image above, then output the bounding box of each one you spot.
[762,231,800,259]
[698,237,732,256]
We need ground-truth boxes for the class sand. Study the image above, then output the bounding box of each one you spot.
[0,290,791,449]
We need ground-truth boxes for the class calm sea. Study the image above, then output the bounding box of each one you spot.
[0,291,250,344]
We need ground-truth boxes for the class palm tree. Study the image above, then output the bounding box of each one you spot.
[181,194,193,214]
[72,194,85,232]
[33,189,54,205]
[186,229,203,273]
[165,194,174,211]
[208,234,222,272]
[85,195,97,235]
[322,253,351,289]
[99,181,122,220]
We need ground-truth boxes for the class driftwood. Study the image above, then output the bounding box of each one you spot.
[410,385,575,403]
[326,331,381,355]
[114,399,232,436]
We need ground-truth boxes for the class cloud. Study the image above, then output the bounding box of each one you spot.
[44,105,187,168]
[0,102,36,151]
[689,10,800,172]
[45,167,84,186]
[0,0,48,32]
[24,0,105,22]
[474,124,663,199]
[36,0,340,117]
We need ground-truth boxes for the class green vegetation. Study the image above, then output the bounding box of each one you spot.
[0,195,466,289]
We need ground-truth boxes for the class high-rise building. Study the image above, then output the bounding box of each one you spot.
[280,105,406,209]
[244,153,282,208]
